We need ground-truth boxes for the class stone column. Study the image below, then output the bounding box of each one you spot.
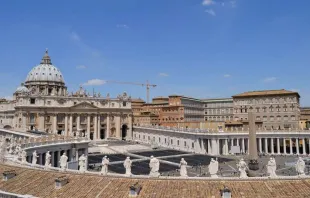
[116,114,121,139]
[290,138,293,154]
[308,138,310,155]
[277,138,280,154]
[57,151,61,167]
[69,114,73,136]
[64,114,68,136]
[77,114,80,131]
[248,112,258,170]
[106,114,110,139]
[128,114,133,140]
[283,138,287,154]
[296,138,300,155]
[224,139,228,155]
[242,138,245,153]
[39,153,43,165]
[230,138,234,147]
[97,115,101,140]
[265,138,268,154]
[53,114,57,134]
[271,138,274,154]
[259,138,262,153]
[302,138,306,155]
[208,139,212,154]
[94,114,98,140]
[236,138,239,147]
[211,139,218,155]
[38,113,45,131]
[87,114,91,138]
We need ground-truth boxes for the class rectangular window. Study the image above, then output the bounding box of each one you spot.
[192,142,194,148]
[123,102,126,107]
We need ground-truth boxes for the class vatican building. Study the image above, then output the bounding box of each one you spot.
[0,50,133,140]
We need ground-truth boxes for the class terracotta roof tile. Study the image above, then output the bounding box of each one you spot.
[233,89,300,98]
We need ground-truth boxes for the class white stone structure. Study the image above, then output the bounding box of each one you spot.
[237,158,248,178]
[149,156,160,177]
[179,158,188,177]
[267,157,277,178]
[79,154,87,173]
[0,50,133,141]
[101,156,109,175]
[123,157,132,176]
[208,158,219,178]
[134,126,310,156]
[296,157,306,176]
[59,153,68,171]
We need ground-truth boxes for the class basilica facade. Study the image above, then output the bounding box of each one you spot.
[0,50,133,140]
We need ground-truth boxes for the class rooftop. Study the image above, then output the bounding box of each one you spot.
[233,89,300,98]
[1,164,310,197]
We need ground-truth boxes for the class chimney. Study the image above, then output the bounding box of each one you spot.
[3,170,16,181]
[129,182,142,197]
[55,176,69,189]
[220,186,231,198]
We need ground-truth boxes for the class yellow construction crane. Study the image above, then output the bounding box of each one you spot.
[105,80,157,103]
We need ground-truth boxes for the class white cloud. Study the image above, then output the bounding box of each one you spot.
[83,79,106,86]
[76,65,87,69]
[205,9,216,16]
[230,0,237,8]
[159,73,169,77]
[263,77,277,83]
[70,31,80,41]
[116,24,129,29]
[224,74,231,78]
[202,0,215,6]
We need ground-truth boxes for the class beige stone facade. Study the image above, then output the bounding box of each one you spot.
[232,89,300,130]
[202,98,233,122]
[0,50,133,140]
[300,107,310,129]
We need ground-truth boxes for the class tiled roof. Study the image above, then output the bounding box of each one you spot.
[233,89,300,98]
[1,164,310,197]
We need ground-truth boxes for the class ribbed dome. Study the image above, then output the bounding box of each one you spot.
[25,50,65,84]
[15,83,29,94]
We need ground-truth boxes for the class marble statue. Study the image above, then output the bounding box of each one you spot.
[208,158,219,178]
[237,158,248,178]
[179,158,188,177]
[267,157,277,178]
[32,150,39,165]
[59,153,68,171]
[123,157,132,176]
[149,156,160,177]
[8,141,14,154]
[21,150,27,164]
[296,157,306,176]
[45,151,51,169]
[78,154,87,173]
[101,156,109,175]
[0,139,7,162]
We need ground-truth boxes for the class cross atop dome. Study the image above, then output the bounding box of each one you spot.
[40,48,52,65]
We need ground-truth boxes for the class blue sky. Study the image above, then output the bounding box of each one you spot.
[0,0,310,105]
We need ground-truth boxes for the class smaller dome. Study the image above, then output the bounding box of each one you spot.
[15,83,29,94]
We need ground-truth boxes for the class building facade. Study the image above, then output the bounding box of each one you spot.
[300,107,310,130]
[232,90,300,130]
[202,98,233,122]
[0,50,133,140]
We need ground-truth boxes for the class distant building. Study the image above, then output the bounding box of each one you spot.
[202,98,233,122]
[232,89,300,130]
[300,107,310,130]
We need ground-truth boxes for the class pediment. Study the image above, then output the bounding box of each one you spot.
[70,102,98,110]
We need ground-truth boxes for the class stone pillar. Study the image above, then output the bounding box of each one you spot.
[57,151,61,167]
[302,138,306,155]
[236,138,239,147]
[211,139,218,155]
[97,115,101,139]
[277,138,280,154]
[64,114,68,136]
[248,112,258,170]
[69,114,73,136]
[224,139,228,155]
[290,138,293,154]
[208,139,212,154]
[38,113,45,131]
[106,114,110,139]
[283,138,287,154]
[116,114,121,139]
[242,138,245,153]
[265,138,268,154]
[271,138,274,154]
[87,115,91,138]
[259,138,262,153]
[296,138,300,155]
[128,114,133,140]
[77,114,80,131]
[53,114,57,134]
[39,153,43,165]
[94,114,98,140]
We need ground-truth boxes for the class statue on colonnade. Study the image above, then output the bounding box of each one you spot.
[296,157,306,176]
[237,158,248,178]
[79,154,87,173]
[123,156,132,176]
[179,158,188,177]
[208,158,219,178]
[149,156,160,177]
[266,157,277,178]
[45,151,51,169]
[59,152,68,171]
[32,150,39,165]
[101,156,109,175]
